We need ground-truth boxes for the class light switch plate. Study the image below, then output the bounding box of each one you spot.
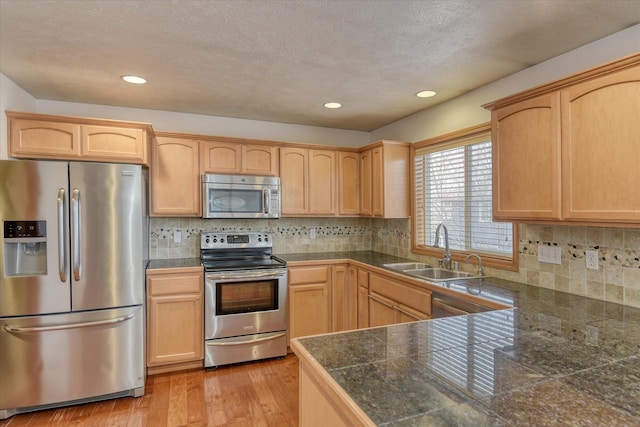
[538,244,561,265]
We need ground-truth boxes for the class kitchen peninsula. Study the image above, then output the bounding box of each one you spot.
[287,253,640,426]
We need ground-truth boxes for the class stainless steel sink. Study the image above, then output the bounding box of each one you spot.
[404,268,480,282]
[383,262,433,271]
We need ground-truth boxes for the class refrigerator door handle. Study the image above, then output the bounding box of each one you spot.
[71,188,81,281]
[57,188,67,282]
[3,313,135,333]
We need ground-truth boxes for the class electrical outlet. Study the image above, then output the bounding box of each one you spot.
[586,249,599,270]
[538,244,561,265]
[310,228,317,239]
[173,231,181,243]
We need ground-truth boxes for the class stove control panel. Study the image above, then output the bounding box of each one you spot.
[201,232,272,249]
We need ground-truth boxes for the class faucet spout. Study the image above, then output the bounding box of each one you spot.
[433,223,451,270]
[466,254,484,277]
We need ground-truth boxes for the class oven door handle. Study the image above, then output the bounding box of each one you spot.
[206,332,286,346]
[207,270,286,280]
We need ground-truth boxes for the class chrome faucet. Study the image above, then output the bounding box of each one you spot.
[466,254,484,277]
[433,223,451,270]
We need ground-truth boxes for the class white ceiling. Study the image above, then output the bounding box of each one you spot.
[1,1,639,132]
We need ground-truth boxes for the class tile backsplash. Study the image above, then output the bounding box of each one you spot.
[149,217,372,258]
[150,217,640,308]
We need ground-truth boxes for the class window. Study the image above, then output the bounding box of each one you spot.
[412,123,517,270]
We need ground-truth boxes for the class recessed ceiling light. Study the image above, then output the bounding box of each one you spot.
[416,90,436,98]
[324,102,342,109]
[121,75,147,84]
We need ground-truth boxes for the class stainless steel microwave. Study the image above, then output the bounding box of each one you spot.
[202,174,281,219]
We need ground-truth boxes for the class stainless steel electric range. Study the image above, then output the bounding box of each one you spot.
[200,232,287,368]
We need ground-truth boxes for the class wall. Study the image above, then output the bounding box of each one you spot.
[370,24,640,143]
[2,24,639,308]
[34,100,370,148]
[0,74,36,160]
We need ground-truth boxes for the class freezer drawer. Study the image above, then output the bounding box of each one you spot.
[0,306,145,418]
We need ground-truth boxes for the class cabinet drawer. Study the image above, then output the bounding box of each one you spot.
[147,272,203,296]
[289,266,330,285]
[369,273,431,315]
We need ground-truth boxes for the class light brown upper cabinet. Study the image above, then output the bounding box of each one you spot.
[491,93,562,221]
[200,140,279,176]
[150,135,201,217]
[560,65,640,223]
[7,111,151,165]
[280,147,336,216]
[359,141,410,218]
[338,151,360,215]
[485,54,640,226]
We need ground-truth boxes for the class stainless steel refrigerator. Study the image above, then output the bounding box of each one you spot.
[0,160,147,419]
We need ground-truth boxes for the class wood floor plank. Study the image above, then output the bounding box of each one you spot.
[0,355,299,427]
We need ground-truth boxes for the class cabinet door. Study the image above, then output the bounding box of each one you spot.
[200,141,242,174]
[309,149,336,215]
[331,265,358,332]
[289,283,331,339]
[492,93,562,220]
[151,136,200,216]
[338,152,360,215]
[371,147,384,217]
[9,119,81,158]
[561,65,640,222]
[368,292,398,327]
[288,266,331,340]
[280,147,309,215]
[147,293,203,366]
[82,125,147,164]
[146,271,203,367]
[243,144,279,176]
[360,150,372,216]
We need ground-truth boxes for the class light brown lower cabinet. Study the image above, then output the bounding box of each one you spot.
[288,266,332,342]
[146,267,204,374]
[368,272,431,327]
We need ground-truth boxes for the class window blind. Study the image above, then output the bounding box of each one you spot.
[414,133,513,258]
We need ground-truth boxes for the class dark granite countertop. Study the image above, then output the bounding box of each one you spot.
[289,252,640,426]
[147,257,202,270]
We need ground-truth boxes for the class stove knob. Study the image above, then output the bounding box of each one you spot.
[213,238,217,243]
[258,237,262,242]
[265,236,269,242]
[206,238,210,244]
[220,239,225,243]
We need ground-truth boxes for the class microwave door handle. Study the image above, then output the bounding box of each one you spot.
[57,188,67,282]
[264,189,270,214]
[71,189,81,281]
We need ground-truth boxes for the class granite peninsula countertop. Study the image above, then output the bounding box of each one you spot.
[286,253,640,426]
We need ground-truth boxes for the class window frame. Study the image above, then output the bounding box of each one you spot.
[410,123,518,271]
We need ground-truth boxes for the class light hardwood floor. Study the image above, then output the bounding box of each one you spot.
[0,354,299,427]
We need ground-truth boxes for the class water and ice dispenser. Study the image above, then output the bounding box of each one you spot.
[3,220,47,277]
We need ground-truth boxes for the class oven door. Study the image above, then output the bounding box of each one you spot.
[204,268,287,340]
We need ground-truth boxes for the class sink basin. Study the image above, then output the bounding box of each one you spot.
[404,268,480,282]
[383,262,433,271]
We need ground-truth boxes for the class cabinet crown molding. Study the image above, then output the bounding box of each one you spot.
[483,52,640,111]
